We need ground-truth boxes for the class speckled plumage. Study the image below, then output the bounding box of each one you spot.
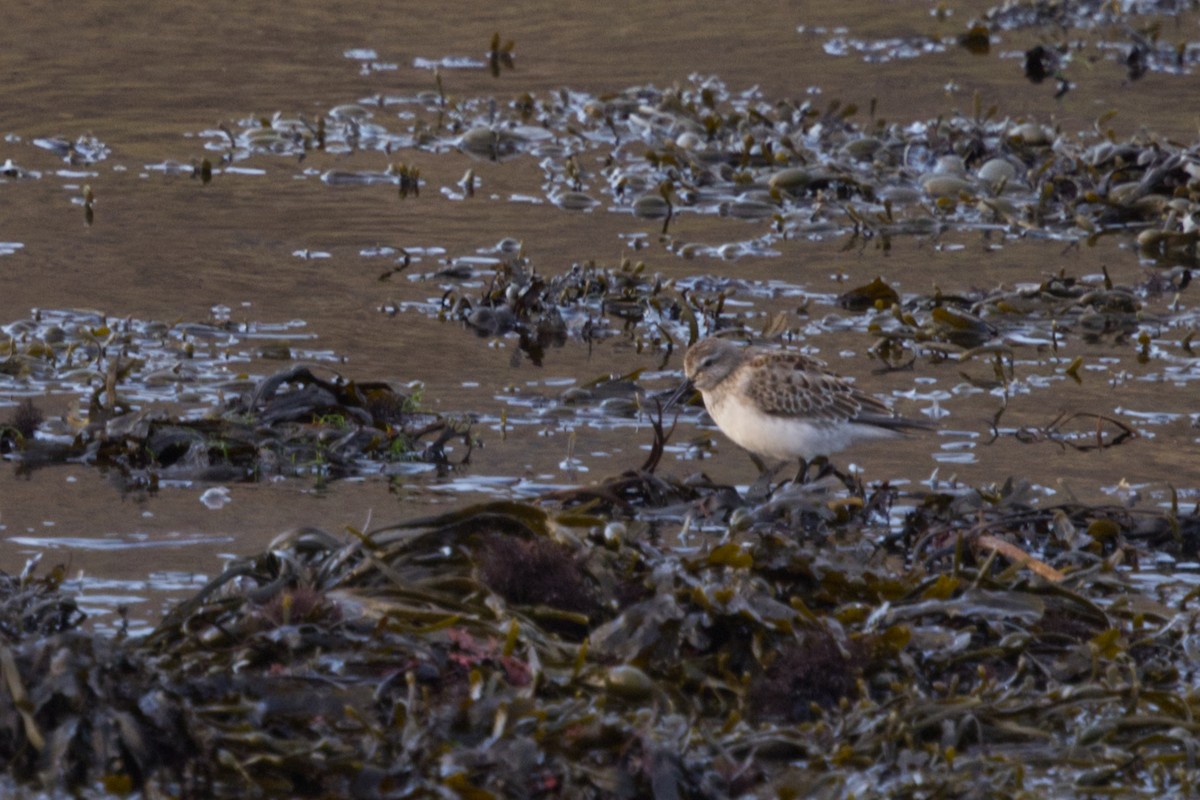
[682,337,928,462]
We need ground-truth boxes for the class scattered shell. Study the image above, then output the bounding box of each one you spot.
[632,194,671,219]
[933,155,967,176]
[604,664,656,699]
[459,127,525,160]
[840,137,882,161]
[554,192,599,211]
[977,158,1016,187]
[921,174,974,198]
[329,103,371,121]
[1009,122,1054,146]
[768,168,813,194]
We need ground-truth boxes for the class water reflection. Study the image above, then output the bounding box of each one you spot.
[7,532,234,551]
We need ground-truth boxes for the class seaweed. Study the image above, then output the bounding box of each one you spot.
[5,364,472,490]
[4,471,1200,796]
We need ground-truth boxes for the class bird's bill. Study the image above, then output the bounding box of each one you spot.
[662,378,697,411]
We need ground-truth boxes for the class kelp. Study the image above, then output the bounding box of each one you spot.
[5,364,471,490]
[4,468,1200,797]
[438,252,705,367]
[6,3,1200,794]
[202,45,1200,272]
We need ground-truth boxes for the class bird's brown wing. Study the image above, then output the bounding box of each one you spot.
[744,352,891,424]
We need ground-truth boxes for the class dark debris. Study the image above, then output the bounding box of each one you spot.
[7,365,472,490]
[4,473,1200,796]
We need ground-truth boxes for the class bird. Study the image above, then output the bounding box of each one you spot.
[670,337,930,481]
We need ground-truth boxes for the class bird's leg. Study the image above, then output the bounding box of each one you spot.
[793,455,837,484]
[810,459,859,493]
[842,466,864,495]
[748,457,787,501]
[829,462,863,494]
[809,455,833,481]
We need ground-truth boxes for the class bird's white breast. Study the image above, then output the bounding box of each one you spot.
[702,387,899,461]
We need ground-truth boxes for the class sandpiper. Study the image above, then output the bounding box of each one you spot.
[672,337,929,475]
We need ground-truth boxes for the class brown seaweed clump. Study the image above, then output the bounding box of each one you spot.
[4,475,1200,797]
[8,365,473,491]
[0,562,197,796]
[746,629,865,723]
[477,532,600,617]
[0,399,44,456]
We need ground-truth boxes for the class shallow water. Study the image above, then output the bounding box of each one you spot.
[2,0,1200,630]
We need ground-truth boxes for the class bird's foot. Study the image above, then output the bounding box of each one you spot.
[791,456,862,493]
[748,460,788,502]
[792,456,830,485]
